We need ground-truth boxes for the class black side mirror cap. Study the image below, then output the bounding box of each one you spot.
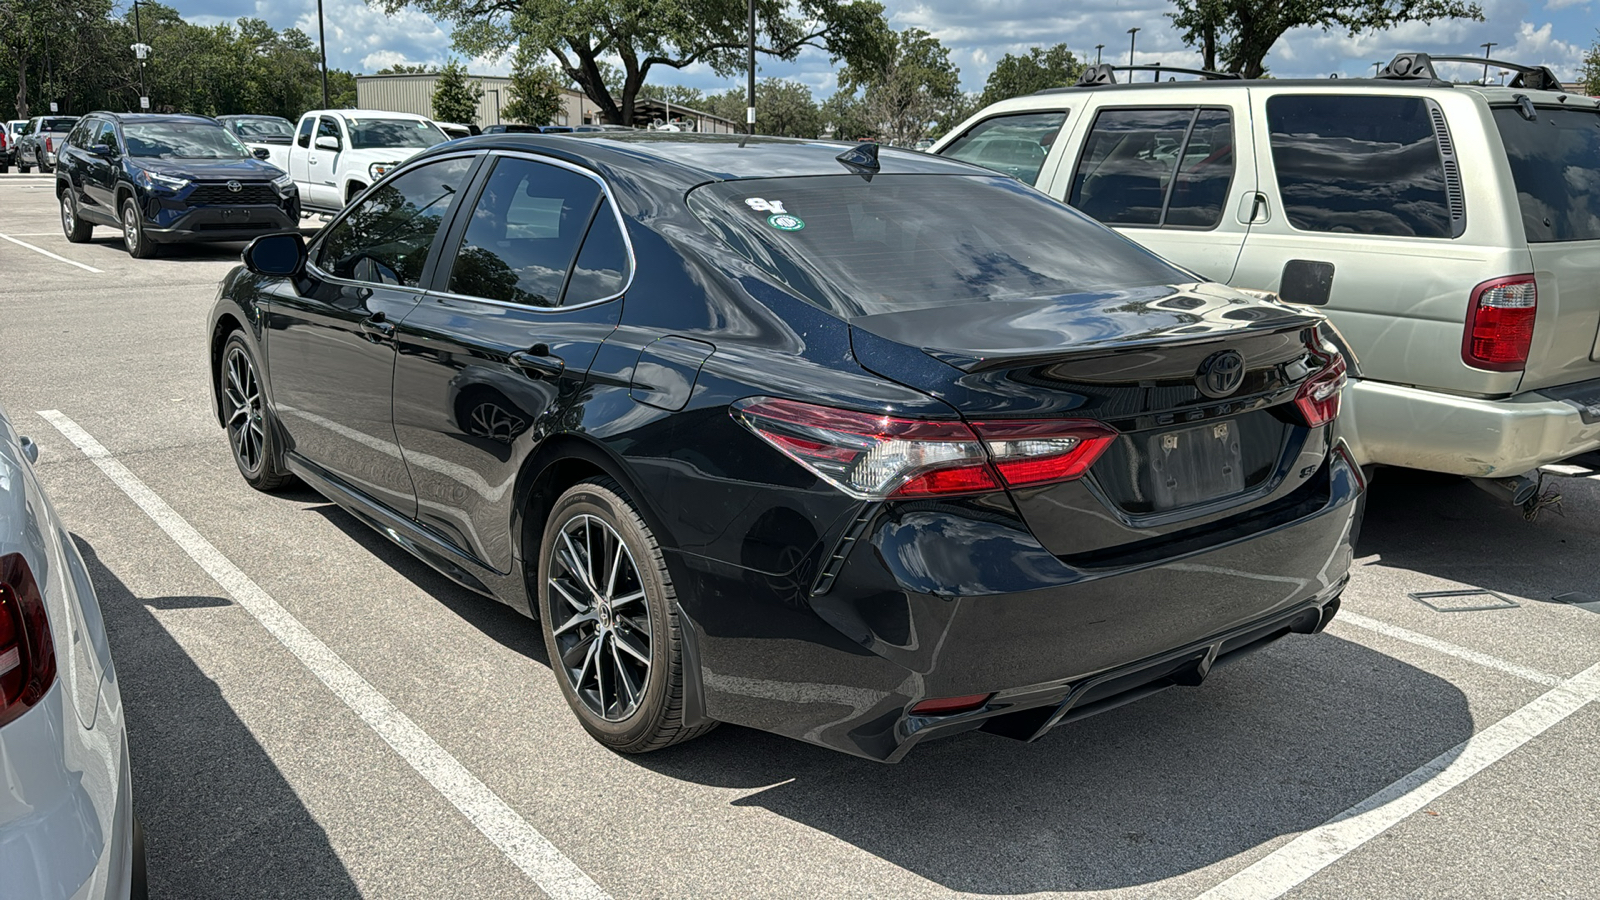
[243,231,307,277]
[252,147,270,160]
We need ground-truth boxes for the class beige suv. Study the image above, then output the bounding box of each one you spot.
[933,53,1600,498]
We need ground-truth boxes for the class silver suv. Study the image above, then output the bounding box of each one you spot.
[934,53,1600,494]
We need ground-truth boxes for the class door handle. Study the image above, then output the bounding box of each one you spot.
[510,343,565,378]
[359,312,395,342]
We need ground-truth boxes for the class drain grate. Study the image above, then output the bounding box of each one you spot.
[1408,589,1521,612]
[1544,592,1600,614]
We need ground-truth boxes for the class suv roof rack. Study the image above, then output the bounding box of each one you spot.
[1377,52,1564,91]
[1065,63,1243,88]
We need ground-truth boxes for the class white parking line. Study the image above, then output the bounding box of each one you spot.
[1332,611,1563,686]
[37,410,611,900]
[1195,660,1600,900]
[0,231,101,272]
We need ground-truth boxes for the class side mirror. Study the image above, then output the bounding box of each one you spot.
[252,147,270,160]
[314,135,340,151]
[243,232,307,277]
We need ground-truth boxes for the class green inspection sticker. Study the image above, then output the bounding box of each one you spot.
[767,213,805,231]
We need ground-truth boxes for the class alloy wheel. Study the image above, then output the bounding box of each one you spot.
[223,346,266,474]
[547,513,652,722]
[122,206,138,252]
[468,401,525,442]
[60,197,74,234]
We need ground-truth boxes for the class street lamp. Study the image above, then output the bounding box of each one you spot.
[1095,43,1104,65]
[131,0,148,110]
[1481,42,1497,85]
[316,0,330,107]
[1127,27,1140,69]
[746,0,756,135]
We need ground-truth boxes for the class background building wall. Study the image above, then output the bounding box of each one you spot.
[355,73,738,131]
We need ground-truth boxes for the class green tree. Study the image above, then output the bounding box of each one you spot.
[820,86,872,139]
[1583,32,1600,97]
[752,77,822,137]
[838,27,960,147]
[378,63,436,74]
[640,83,708,109]
[503,43,564,124]
[979,44,1083,106]
[1168,0,1482,79]
[432,58,484,123]
[327,69,359,109]
[378,0,892,127]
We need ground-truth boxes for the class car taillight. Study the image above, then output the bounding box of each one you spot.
[732,398,1116,499]
[1463,275,1536,371]
[44,136,53,153]
[1293,353,1347,428]
[0,553,56,729]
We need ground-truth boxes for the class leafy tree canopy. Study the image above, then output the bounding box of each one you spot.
[978,44,1083,106]
[377,63,436,74]
[432,58,483,123]
[835,27,960,146]
[502,42,565,125]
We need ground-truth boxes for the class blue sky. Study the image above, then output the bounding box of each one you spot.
[177,0,1598,96]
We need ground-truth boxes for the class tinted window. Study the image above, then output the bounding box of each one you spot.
[447,158,602,307]
[123,122,249,159]
[65,119,95,147]
[317,117,341,145]
[43,118,77,133]
[348,118,447,150]
[1266,95,1450,238]
[297,117,314,148]
[939,112,1067,185]
[1494,105,1600,243]
[229,117,293,140]
[689,174,1187,317]
[316,156,475,287]
[1069,108,1235,227]
[565,206,630,304]
[93,121,119,153]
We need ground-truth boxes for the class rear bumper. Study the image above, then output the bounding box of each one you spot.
[675,449,1361,762]
[1343,376,1600,477]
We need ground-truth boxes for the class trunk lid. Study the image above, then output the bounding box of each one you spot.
[849,283,1332,557]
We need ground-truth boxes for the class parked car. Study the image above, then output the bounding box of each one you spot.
[0,124,11,173]
[55,112,299,258]
[433,121,481,140]
[285,109,449,212]
[480,124,548,134]
[0,403,145,899]
[933,53,1600,500]
[216,114,295,171]
[208,133,1359,762]
[13,115,79,173]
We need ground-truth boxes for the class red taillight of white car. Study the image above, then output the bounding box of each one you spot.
[0,553,57,729]
[1463,275,1537,372]
[1293,353,1348,428]
[44,136,53,154]
[732,398,1117,499]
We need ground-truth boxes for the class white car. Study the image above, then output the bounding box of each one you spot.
[216,114,295,172]
[285,109,450,213]
[0,405,144,900]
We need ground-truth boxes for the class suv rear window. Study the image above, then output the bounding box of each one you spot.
[938,112,1067,185]
[1266,95,1453,238]
[1493,105,1600,243]
[688,174,1187,318]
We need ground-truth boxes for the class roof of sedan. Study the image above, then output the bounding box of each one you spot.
[430,132,986,186]
[91,112,220,124]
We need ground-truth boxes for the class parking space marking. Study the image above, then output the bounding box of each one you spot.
[1332,612,1563,686]
[37,410,611,900]
[0,231,102,273]
[1195,660,1600,900]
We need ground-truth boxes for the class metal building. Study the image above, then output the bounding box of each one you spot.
[354,73,738,132]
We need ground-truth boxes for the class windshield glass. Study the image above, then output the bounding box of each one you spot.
[348,118,447,150]
[1494,105,1600,242]
[123,122,250,159]
[228,117,294,141]
[688,174,1187,317]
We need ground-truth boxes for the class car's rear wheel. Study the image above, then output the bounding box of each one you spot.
[538,478,714,753]
[17,158,30,174]
[61,192,92,242]
[121,197,157,258]
[35,149,49,173]
[221,334,291,491]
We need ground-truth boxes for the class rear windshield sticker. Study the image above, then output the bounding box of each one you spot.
[767,214,805,231]
[745,197,788,214]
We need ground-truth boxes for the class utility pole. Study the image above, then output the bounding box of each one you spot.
[132,0,148,110]
[1127,28,1140,68]
[317,0,330,107]
[1481,42,1497,85]
[1095,44,1104,65]
[746,0,756,135]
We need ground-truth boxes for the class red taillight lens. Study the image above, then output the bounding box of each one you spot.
[44,136,53,153]
[732,398,1117,499]
[1293,354,1347,428]
[910,693,992,716]
[1463,275,1536,371]
[0,553,57,729]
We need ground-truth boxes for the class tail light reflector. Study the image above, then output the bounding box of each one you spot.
[1293,354,1347,428]
[732,398,1118,499]
[44,136,53,153]
[1463,275,1536,371]
[0,553,57,729]
[911,693,992,716]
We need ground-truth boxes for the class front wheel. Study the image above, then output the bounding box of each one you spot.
[538,478,715,753]
[121,197,157,258]
[220,334,292,491]
[61,191,92,242]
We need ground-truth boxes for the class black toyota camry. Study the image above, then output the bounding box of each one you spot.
[208,134,1360,762]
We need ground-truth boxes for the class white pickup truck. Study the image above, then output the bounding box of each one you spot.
[286,109,451,213]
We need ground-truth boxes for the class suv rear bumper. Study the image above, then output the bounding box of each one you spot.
[1344,377,1600,476]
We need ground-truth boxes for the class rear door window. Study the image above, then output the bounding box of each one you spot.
[938,112,1068,185]
[315,156,475,286]
[1266,95,1453,238]
[296,117,314,148]
[1493,105,1600,242]
[1068,107,1235,229]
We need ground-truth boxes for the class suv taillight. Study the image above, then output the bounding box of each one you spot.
[1463,276,1536,371]
[733,398,1117,499]
[0,553,56,729]
[1293,353,1347,428]
[44,136,53,153]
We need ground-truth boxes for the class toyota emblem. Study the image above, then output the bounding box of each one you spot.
[1196,350,1246,398]
[226,180,242,192]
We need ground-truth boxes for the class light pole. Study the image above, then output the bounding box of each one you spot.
[746,0,756,135]
[132,0,148,110]
[316,0,330,107]
[1127,28,1140,68]
[1095,43,1104,65]
[1481,42,1496,85]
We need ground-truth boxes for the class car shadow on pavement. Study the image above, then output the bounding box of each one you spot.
[74,536,365,900]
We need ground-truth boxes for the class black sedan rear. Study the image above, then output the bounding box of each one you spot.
[208,134,1360,761]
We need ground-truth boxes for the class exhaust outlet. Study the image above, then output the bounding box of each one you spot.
[1469,474,1540,507]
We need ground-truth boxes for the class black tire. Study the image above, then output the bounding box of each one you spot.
[220,334,292,491]
[18,159,30,174]
[538,477,715,753]
[35,149,49,173]
[61,190,92,242]
[120,197,158,259]
[0,161,9,174]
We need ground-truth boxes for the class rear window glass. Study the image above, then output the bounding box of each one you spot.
[1493,106,1600,243]
[938,112,1067,185]
[1068,107,1235,229]
[43,118,77,132]
[1266,95,1452,238]
[688,174,1187,318]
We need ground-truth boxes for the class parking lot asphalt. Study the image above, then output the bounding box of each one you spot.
[3,170,1598,899]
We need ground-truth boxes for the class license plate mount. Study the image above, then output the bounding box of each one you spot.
[1145,419,1245,510]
